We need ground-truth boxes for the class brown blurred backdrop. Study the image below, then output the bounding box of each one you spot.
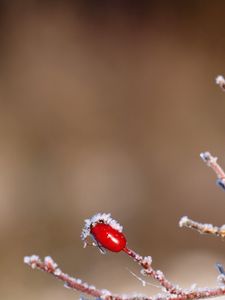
[1,1,225,299]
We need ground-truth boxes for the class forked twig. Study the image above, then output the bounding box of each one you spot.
[24,253,225,300]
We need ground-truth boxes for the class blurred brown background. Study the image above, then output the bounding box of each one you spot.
[1,1,225,299]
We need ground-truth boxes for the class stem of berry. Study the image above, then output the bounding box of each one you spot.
[123,246,184,295]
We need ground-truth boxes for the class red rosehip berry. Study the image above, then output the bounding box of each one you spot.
[81,213,127,253]
[90,222,126,252]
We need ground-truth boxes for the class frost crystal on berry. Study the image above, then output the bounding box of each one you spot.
[81,213,123,244]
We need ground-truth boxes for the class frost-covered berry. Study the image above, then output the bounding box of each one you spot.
[81,213,127,252]
[91,222,126,252]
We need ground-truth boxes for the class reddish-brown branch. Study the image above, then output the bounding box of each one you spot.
[123,247,184,295]
[24,255,225,300]
[200,152,225,190]
[24,256,104,298]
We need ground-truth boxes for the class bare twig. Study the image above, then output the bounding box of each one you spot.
[179,216,225,238]
[200,152,225,190]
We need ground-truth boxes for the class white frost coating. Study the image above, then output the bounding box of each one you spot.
[76,278,82,284]
[24,255,40,268]
[142,256,152,266]
[124,292,149,300]
[220,225,225,231]
[24,256,31,264]
[217,274,225,284]
[44,256,58,269]
[200,152,218,166]
[83,282,89,288]
[89,285,96,290]
[179,216,188,227]
[101,289,112,296]
[81,213,123,241]
[155,270,163,280]
[216,75,225,85]
[190,283,197,291]
[54,268,62,276]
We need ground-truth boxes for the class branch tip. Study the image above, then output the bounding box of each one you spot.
[179,216,225,238]
[215,75,225,91]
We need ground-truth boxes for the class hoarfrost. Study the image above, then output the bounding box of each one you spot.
[215,75,225,86]
[24,256,31,264]
[142,256,152,266]
[81,213,123,241]
[179,216,188,227]
[200,152,218,166]
[190,283,197,291]
[217,274,225,284]
[44,256,58,269]
[54,268,62,276]
[155,270,164,280]
[101,289,111,296]
[76,278,82,284]
[88,285,96,290]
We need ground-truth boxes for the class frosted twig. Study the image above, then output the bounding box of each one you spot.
[215,75,225,91]
[24,255,103,298]
[123,247,183,296]
[24,254,225,300]
[200,152,225,190]
[179,216,225,238]
[24,212,225,300]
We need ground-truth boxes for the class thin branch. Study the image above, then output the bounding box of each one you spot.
[123,247,184,296]
[200,152,225,190]
[24,255,225,300]
[24,255,104,298]
[179,216,225,238]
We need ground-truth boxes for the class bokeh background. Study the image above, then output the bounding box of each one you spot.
[1,1,225,299]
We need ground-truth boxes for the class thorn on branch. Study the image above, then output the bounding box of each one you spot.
[216,264,225,286]
[216,264,225,275]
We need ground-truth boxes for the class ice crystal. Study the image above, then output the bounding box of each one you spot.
[81,213,123,242]
[142,256,152,267]
[44,256,58,270]
[200,152,218,166]
[215,75,225,87]
[179,216,188,227]
[54,268,62,276]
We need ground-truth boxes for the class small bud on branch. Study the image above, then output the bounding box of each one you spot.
[200,152,225,191]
